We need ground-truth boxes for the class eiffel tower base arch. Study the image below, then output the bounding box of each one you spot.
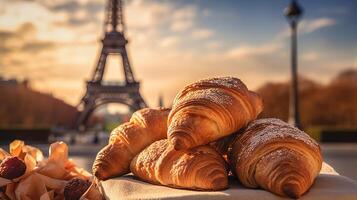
[75,0,147,130]
[76,82,146,130]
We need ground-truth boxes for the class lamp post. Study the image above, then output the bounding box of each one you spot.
[284,0,303,129]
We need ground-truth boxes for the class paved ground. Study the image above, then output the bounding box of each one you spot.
[1,143,357,181]
[321,143,357,180]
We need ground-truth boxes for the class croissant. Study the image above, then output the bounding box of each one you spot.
[228,118,323,198]
[92,107,170,180]
[168,77,263,150]
[130,139,228,191]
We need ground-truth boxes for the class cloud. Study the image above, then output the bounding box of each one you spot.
[302,52,320,62]
[159,36,181,47]
[202,9,210,17]
[170,19,194,32]
[191,28,214,39]
[279,17,336,37]
[300,18,336,33]
[0,30,14,40]
[0,22,45,52]
[21,41,55,52]
[35,0,103,11]
[172,5,197,20]
[0,22,56,71]
[225,43,282,59]
[0,46,11,54]
[50,1,81,12]
[206,41,223,49]
[0,1,79,43]
[170,5,197,32]
[0,1,52,31]
[126,0,171,30]
[50,1,103,26]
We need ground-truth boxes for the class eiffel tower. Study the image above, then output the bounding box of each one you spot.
[76,0,147,129]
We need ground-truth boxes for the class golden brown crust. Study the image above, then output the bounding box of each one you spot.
[228,118,323,198]
[168,77,263,150]
[130,139,228,191]
[92,107,170,180]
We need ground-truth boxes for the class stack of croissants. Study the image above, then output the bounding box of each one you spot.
[92,77,323,198]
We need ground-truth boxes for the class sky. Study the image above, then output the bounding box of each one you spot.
[0,0,356,108]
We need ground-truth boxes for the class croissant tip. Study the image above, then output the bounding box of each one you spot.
[93,163,110,181]
[171,138,187,150]
[282,183,301,199]
[93,169,104,181]
[212,177,229,190]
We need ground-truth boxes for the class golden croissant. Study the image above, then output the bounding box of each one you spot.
[92,107,170,180]
[228,118,323,198]
[130,139,228,191]
[168,77,263,150]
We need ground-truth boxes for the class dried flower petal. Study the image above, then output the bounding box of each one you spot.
[37,161,69,180]
[81,180,103,200]
[0,148,10,162]
[39,191,52,200]
[5,182,17,200]
[0,141,100,200]
[23,145,44,162]
[0,177,11,187]
[15,173,66,200]
[49,142,68,168]
[23,154,36,176]
[65,161,91,181]
[9,140,25,159]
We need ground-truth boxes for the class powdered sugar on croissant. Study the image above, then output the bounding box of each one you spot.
[168,77,263,150]
[228,118,322,198]
[92,108,170,180]
[130,139,228,191]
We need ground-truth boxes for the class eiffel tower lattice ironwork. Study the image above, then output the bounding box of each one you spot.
[76,0,147,129]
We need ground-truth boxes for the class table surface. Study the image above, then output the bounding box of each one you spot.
[100,174,357,200]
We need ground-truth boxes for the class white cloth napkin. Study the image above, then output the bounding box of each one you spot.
[100,163,357,200]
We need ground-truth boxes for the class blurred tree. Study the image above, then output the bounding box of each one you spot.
[257,68,357,128]
[0,83,78,128]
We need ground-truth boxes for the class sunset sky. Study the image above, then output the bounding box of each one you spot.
[1,0,356,108]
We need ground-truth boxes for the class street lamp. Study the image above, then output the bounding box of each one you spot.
[284,0,303,129]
